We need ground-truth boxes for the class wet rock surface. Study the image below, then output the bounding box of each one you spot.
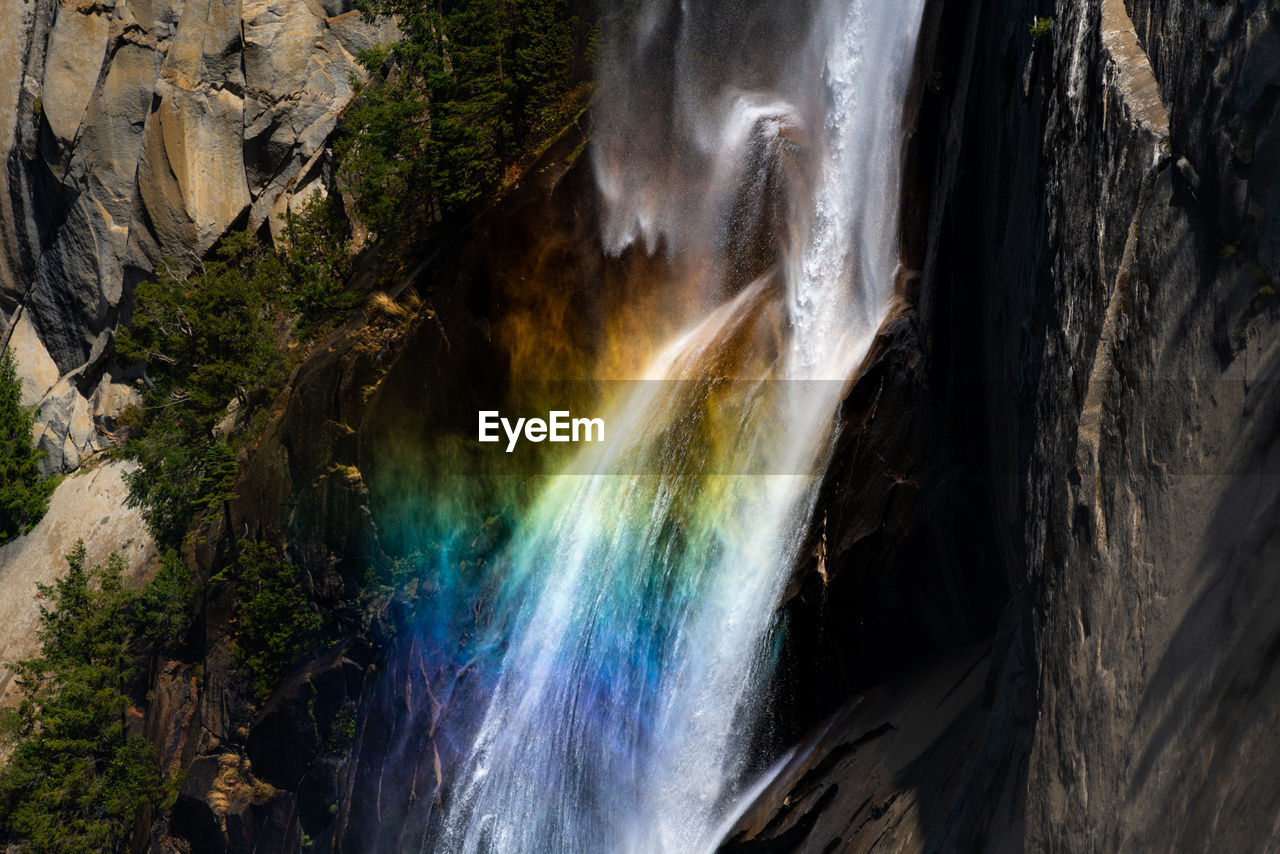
[729,0,1280,851]
[720,646,1009,854]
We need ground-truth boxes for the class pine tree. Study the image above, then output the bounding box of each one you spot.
[513,0,576,136]
[0,543,172,853]
[116,234,293,546]
[340,0,586,243]
[0,347,54,544]
[232,541,324,698]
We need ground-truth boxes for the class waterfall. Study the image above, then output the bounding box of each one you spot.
[435,0,926,850]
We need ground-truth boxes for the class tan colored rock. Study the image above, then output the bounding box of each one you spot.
[241,0,373,229]
[33,378,82,473]
[41,4,111,150]
[266,150,328,242]
[61,435,79,470]
[29,371,117,473]
[137,97,198,253]
[127,0,182,37]
[0,461,156,707]
[7,312,61,407]
[242,0,339,97]
[1,0,390,473]
[159,85,252,252]
[1100,0,1171,141]
[0,0,31,161]
[89,374,142,432]
[67,389,94,451]
[327,9,400,59]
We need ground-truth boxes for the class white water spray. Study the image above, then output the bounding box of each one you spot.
[437,0,926,850]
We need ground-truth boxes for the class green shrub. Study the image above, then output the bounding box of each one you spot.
[279,193,360,339]
[135,549,195,649]
[116,233,287,432]
[326,707,358,752]
[121,419,237,548]
[117,208,356,547]
[230,542,325,699]
[1030,16,1053,41]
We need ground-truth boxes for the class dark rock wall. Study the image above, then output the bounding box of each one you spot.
[721,0,1049,847]
[1024,0,1280,850]
[1125,0,1279,272]
[727,0,1280,851]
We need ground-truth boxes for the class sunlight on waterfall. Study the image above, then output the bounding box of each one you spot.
[434,0,928,850]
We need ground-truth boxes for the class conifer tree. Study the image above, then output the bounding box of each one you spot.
[341,0,587,245]
[0,347,54,544]
[0,543,171,853]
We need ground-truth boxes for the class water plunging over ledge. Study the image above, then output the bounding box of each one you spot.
[434,0,927,850]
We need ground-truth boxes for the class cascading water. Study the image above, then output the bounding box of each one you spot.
[435,0,926,850]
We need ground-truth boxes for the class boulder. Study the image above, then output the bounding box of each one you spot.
[32,377,82,473]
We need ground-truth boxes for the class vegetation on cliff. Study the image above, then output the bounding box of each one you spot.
[1029,16,1053,41]
[116,201,353,548]
[226,542,326,699]
[116,0,593,552]
[0,348,55,545]
[339,0,590,247]
[0,543,181,853]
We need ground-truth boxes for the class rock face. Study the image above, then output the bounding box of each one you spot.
[4,0,1269,849]
[0,461,156,707]
[1024,0,1280,849]
[132,0,1280,847]
[0,0,392,472]
[726,0,1280,851]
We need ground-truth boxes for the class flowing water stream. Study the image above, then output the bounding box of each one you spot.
[434,0,926,850]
